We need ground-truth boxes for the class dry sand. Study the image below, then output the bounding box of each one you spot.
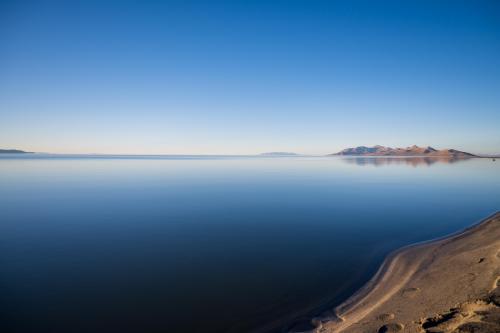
[303,212,500,333]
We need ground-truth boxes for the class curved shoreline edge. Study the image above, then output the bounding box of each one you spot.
[306,211,500,333]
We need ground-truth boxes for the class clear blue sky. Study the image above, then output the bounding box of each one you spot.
[1,0,499,154]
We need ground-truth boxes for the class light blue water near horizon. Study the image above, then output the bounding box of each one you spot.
[0,155,499,333]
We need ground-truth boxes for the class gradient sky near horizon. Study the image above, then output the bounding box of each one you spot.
[1,0,499,155]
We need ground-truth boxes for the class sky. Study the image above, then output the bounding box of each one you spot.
[1,0,499,155]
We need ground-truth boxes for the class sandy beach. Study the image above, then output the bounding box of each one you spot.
[306,212,500,333]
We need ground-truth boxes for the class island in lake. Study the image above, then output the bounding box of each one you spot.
[259,152,299,156]
[0,149,31,154]
[330,145,476,158]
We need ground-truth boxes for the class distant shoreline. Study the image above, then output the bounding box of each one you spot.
[0,152,497,158]
[306,211,500,333]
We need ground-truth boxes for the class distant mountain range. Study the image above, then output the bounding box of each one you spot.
[0,147,488,158]
[331,145,477,157]
[0,149,31,154]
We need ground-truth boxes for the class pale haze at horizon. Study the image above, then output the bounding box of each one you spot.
[1,1,499,155]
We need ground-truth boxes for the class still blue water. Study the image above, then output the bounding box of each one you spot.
[0,155,499,333]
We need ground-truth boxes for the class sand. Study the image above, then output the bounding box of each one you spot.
[303,212,500,333]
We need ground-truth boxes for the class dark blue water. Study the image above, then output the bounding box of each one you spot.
[1,155,499,333]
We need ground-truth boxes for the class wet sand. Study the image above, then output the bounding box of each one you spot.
[305,212,500,333]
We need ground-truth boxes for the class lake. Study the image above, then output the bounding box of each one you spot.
[0,155,499,333]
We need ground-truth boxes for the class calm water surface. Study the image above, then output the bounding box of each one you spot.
[1,155,499,333]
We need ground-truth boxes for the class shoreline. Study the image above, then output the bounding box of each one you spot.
[302,211,500,333]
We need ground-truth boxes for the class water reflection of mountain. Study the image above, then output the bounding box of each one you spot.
[342,156,472,167]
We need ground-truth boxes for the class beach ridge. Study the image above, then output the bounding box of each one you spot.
[306,211,500,333]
